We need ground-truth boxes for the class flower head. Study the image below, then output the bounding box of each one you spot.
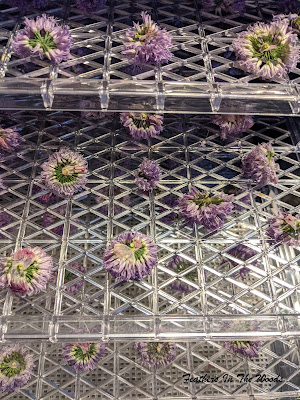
[224,340,260,358]
[103,231,158,281]
[202,0,245,15]
[0,127,22,154]
[233,19,299,79]
[212,115,254,140]
[267,212,300,247]
[135,342,176,368]
[43,206,78,237]
[242,143,279,187]
[136,158,161,191]
[120,112,163,140]
[8,0,48,9]
[225,244,257,280]
[178,187,234,230]
[41,148,88,197]
[277,0,299,14]
[0,247,53,296]
[0,345,34,394]
[167,255,197,294]
[122,11,172,66]
[274,13,300,33]
[0,211,12,239]
[62,341,105,371]
[76,0,106,12]
[12,14,72,64]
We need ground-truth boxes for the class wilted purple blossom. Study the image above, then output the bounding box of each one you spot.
[41,148,88,197]
[224,340,260,358]
[76,0,106,13]
[12,14,72,64]
[8,0,48,9]
[0,344,34,394]
[225,244,257,280]
[242,143,279,187]
[233,19,299,79]
[277,0,299,14]
[103,231,157,281]
[122,11,172,66]
[120,112,163,140]
[136,158,161,191]
[202,0,245,15]
[212,115,254,140]
[135,342,176,368]
[0,126,22,154]
[167,255,196,294]
[62,341,105,371]
[0,211,12,239]
[43,206,78,237]
[0,247,53,296]
[267,212,300,247]
[273,13,300,33]
[96,186,130,216]
[178,187,234,230]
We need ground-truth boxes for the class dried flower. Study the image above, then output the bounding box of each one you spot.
[0,247,53,296]
[136,158,161,191]
[62,341,105,371]
[12,14,72,64]
[167,255,196,294]
[202,0,245,15]
[233,19,299,79]
[212,115,254,140]
[242,143,279,187]
[122,11,172,66]
[267,212,300,247]
[43,206,78,237]
[96,186,130,216]
[0,127,22,154]
[76,0,106,12]
[120,112,163,140]
[225,245,257,280]
[224,340,260,358]
[0,345,34,394]
[135,342,176,368]
[178,187,234,230]
[0,211,12,239]
[277,0,299,14]
[41,148,88,197]
[8,0,48,9]
[103,231,158,281]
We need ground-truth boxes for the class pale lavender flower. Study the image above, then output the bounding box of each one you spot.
[41,148,88,197]
[273,13,300,33]
[202,0,245,15]
[135,342,176,368]
[224,340,260,358]
[0,211,12,239]
[103,231,158,281]
[120,112,163,140]
[242,143,279,187]
[0,126,22,154]
[76,0,106,13]
[12,14,72,64]
[167,255,196,294]
[122,11,172,66]
[53,262,86,295]
[0,247,53,296]
[43,206,78,237]
[212,115,254,140]
[225,245,257,280]
[233,19,299,79]
[277,0,299,14]
[8,0,48,9]
[267,212,300,247]
[62,341,105,371]
[178,187,234,230]
[0,345,34,394]
[96,186,130,216]
[136,158,161,191]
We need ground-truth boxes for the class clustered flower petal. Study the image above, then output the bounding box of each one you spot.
[242,143,279,187]
[103,231,158,281]
[12,14,72,64]
[43,206,78,237]
[277,0,299,14]
[8,0,48,9]
[135,342,176,368]
[225,244,257,280]
[136,158,161,191]
[167,255,197,294]
[232,19,299,79]
[212,115,254,140]
[202,0,245,15]
[76,0,106,13]
[274,13,300,33]
[178,187,234,230]
[122,11,172,66]
[120,112,163,140]
[41,148,88,197]
[0,126,22,154]
[224,340,260,358]
[0,345,34,394]
[0,247,53,296]
[62,341,105,371]
[267,212,300,247]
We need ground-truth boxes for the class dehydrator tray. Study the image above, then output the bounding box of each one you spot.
[0,0,300,114]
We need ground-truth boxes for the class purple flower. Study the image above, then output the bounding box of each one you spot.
[135,342,176,368]
[41,148,88,197]
[0,247,53,296]
[76,0,106,13]
[267,212,300,247]
[0,126,22,154]
[178,187,234,230]
[0,211,12,239]
[122,11,172,66]
[12,14,72,64]
[103,231,158,281]
[273,13,300,33]
[8,0,48,9]
[136,158,161,191]
[202,0,245,15]
[0,345,34,394]
[43,206,78,237]
[62,341,105,371]
[212,115,254,140]
[225,245,257,280]
[96,186,130,216]
[242,143,279,187]
[232,19,299,79]
[224,340,260,358]
[167,255,196,294]
[277,0,299,13]
[32,186,59,205]
[53,262,86,295]
[120,112,163,140]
